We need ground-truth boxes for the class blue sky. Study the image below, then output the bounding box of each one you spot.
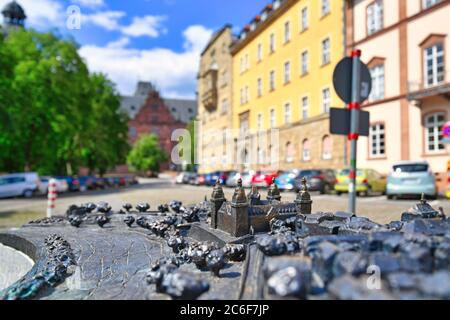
[1,0,268,98]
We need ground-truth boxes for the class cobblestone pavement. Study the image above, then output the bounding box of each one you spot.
[0,177,449,227]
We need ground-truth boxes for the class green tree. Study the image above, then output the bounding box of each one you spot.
[0,28,129,175]
[127,134,168,174]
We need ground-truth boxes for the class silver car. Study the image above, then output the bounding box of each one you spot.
[0,173,40,199]
[387,161,437,199]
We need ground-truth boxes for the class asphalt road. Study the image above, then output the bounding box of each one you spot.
[0,176,449,227]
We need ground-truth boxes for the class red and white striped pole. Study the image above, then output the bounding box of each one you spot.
[47,179,58,218]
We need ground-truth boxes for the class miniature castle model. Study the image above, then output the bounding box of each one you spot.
[1,1,26,32]
[210,177,313,237]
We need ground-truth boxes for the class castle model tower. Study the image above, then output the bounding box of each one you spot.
[230,179,249,237]
[1,1,26,31]
[210,181,226,229]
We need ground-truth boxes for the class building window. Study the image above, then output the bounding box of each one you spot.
[424,43,444,87]
[222,98,229,113]
[369,123,386,157]
[423,0,441,9]
[257,113,263,131]
[285,142,294,163]
[302,139,311,161]
[245,53,250,70]
[270,33,276,53]
[257,43,263,62]
[257,147,265,164]
[322,88,331,113]
[301,50,309,76]
[369,64,385,101]
[240,88,244,105]
[270,109,276,128]
[284,61,291,84]
[321,0,330,16]
[284,21,291,43]
[257,78,262,97]
[245,86,249,103]
[301,7,308,32]
[425,112,445,153]
[322,38,331,65]
[270,70,276,91]
[221,70,229,87]
[367,0,383,35]
[284,103,291,124]
[322,135,333,160]
[302,96,309,119]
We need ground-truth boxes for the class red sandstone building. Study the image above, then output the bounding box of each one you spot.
[121,82,197,171]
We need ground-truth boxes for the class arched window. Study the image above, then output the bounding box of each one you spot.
[257,147,265,165]
[285,142,294,163]
[425,112,445,153]
[322,135,333,160]
[302,139,311,161]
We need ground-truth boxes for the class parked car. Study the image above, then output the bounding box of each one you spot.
[225,171,241,187]
[93,177,107,189]
[387,161,437,199]
[252,170,281,188]
[181,172,196,184]
[175,172,186,184]
[39,177,69,194]
[275,170,301,191]
[56,176,80,192]
[241,171,256,188]
[335,168,386,196]
[209,171,230,186]
[0,173,40,199]
[203,173,217,186]
[293,169,337,194]
[195,174,206,186]
[78,176,96,191]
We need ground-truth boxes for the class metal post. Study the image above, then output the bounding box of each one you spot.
[47,179,58,218]
[348,50,362,214]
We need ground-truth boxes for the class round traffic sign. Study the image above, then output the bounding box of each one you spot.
[333,57,372,104]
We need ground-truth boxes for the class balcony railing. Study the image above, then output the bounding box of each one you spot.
[407,72,450,101]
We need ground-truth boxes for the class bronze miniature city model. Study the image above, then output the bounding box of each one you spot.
[210,177,313,237]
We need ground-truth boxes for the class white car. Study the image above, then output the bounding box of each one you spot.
[39,177,69,195]
[0,173,41,199]
[175,173,185,184]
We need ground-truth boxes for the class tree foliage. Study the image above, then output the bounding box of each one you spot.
[0,28,129,175]
[127,134,168,174]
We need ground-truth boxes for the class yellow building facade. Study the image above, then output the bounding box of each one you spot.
[231,0,347,171]
[197,26,235,174]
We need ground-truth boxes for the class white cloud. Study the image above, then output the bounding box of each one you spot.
[79,25,214,98]
[121,15,167,38]
[83,11,166,39]
[82,10,125,31]
[72,0,104,9]
[106,36,130,49]
[0,0,64,28]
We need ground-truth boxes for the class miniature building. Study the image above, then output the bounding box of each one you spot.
[210,178,313,237]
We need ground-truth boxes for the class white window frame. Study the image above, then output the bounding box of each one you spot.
[270,109,276,128]
[322,38,331,65]
[270,33,276,53]
[301,6,308,32]
[321,0,330,17]
[302,139,311,161]
[284,21,291,43]
[257,43,263,62]
[257,113,263,131]
[257,78,263,97]
[422,0,441,10]
[367,0,383,35]
[284,102,291,124]
[322,136,333,160]
[369,64,385,101]
[284,61,291,84]
[369,123,386,158]
[269,70,276,91]
[424,43,445,88]
[301,50,309,75]
[302,96,309,119]
[425,112,446,153]
[322,87,331,113]
[285,142,294,163]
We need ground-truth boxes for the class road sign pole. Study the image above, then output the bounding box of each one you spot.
[348,50,362,214]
